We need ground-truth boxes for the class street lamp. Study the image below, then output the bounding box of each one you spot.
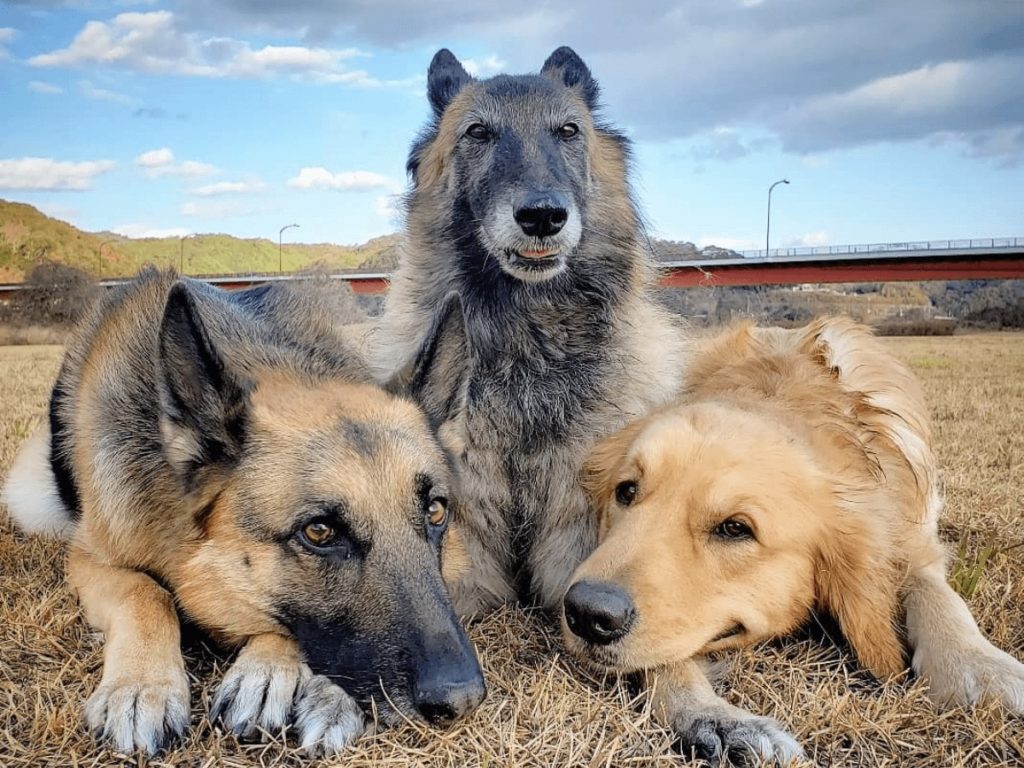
[179,233,195,273]
[766,179,789,257]
[279,223,300,273]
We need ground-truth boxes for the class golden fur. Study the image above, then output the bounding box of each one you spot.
[565,318,1024,755]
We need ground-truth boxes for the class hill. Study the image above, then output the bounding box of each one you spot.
[0,200,397,281]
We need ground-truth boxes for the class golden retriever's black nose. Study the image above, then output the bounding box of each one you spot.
[563,580,636,645]
[514,192,569,238]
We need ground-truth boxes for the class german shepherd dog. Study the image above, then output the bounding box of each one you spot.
[1,270,485,755]
[565,319,1024,762]
[369,49,819,759]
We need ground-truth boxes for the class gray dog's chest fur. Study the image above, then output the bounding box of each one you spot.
[375,269,681,614]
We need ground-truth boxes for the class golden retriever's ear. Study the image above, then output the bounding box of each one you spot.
[581,418,648,533]
[815,517,906,680]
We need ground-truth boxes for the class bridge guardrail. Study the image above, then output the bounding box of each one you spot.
[741,237,1024,260]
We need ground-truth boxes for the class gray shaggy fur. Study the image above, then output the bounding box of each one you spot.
[371,47,687,615]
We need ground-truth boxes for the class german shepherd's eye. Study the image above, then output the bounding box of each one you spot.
[427,498,448,527]
[714,518,755,541]
[558,122,580,140]
[465,123,492,141]
[614,480,637,506]
[298,520,352,556]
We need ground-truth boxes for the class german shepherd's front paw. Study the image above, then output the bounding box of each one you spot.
[915,638,1024,713]
[84,673,190,755]
[293,674,367,756]
[672,706,807,767]
[211,650,309,739]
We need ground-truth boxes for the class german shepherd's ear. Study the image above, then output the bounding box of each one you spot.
[385,293,468,429]
[815,515,907,680]
[580,418,647,536]
[428,49,472,118]
[541,46,599,109]
[157,283,248,480]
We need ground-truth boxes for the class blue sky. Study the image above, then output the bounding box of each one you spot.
[1,0,1022,251]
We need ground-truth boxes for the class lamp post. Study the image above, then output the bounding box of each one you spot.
[766,179,789,257]
[279,223,300,273]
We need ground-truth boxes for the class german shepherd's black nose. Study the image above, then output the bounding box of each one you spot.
[514,191,569,238]
[564,580,636,645]
[413,663,487,725]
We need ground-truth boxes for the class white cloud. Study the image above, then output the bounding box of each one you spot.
[0,157,116,191]
[29,11,382,85]
[462,55,507,77]
[181,199,264,218]
[782,231,830,248]
[190,179,265,196]
[287,167,398,192]
[375,193,401,224]
[135,147,216,178]
[135,147,174,168]
[29,81,63,95]
[112,223,191,238]
[79,80,135,103]
[690,127,750,163]
[0,27,15,59]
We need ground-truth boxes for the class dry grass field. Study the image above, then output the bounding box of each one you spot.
[1,334,1022,767]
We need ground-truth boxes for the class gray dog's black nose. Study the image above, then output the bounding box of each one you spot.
[563,580,636,645]
[514,192,569,239]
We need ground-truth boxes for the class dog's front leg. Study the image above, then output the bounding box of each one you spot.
[68,543,190,755]
[211,633,365,755]
[648,658,806,766]
[905,558,1024,713]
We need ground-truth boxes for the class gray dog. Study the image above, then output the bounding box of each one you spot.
[371,48,806,764]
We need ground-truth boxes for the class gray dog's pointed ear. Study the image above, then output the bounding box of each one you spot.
[428,49,472,118]
[386,293,468,428]
[158,283,248,480]
[541,46,599,109]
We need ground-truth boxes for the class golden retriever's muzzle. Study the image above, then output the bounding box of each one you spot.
[563,580,636,645]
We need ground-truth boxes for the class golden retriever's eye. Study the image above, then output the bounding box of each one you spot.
[465,123,491,141]
[558,122,579,139]
[427,498,448,527]
[714,518,755,541]
[614,480,638,506]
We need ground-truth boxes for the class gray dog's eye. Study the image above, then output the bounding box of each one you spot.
[465,123,491,141]
[558,122,579,139]
[614,480,637,506]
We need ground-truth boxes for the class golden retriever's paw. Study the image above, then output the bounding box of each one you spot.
[916,640,1024,713]
[85,673,190,755]
[211,652,309,739]
[294,674,367,756]
[672,708,806,767]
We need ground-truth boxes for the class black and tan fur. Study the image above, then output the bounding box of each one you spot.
[564,318,1024,762]
[2,269,484,755]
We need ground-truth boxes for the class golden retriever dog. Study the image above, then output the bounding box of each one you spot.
[562,317,1024,763]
